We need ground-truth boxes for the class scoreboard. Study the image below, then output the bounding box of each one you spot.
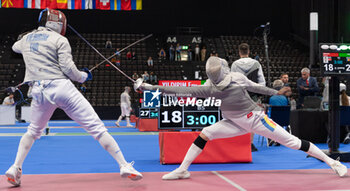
[156,80,221,130]
[159,104,221,130]
[320,43,350,75]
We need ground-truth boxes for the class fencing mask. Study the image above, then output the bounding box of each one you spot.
[206,56,231,89]
[38,8,67,36]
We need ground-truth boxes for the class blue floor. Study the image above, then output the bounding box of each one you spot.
[0,121,350,175]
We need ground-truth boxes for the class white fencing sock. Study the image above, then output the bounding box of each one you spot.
[307,143,334,166]
[98,132,128,167]
[178,144,203,171]
[14,132,36,168]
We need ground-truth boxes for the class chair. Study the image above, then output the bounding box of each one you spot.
[303,96,321,109]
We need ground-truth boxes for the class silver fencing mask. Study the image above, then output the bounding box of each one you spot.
[206,56,231,89]
[38,8,67,36]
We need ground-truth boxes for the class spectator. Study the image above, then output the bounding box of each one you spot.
[2,93,14,105]
[142,71,149,82]
[159,48,166,60]
[231,43,266,152]
[231,43,266,86]
[150,72,158,84]
[297,67,319,108]
[175,43,181,61]
[132,51,137,60]
[105,40,112,49]
[226,49,234,63]
[268,80,290,146]
[115,48,121,60]
[169,45,175,61]
[201,46,207,61]
[111,56,117,64]
[280,73,290,87]
[132,72,139,80]
[147,57,153,67]
[116,59,121,66]
[126,50,132,60]
[269,80,289,106]
[194,44,200,61]
[187,47,192,61]
[339,83,350,144]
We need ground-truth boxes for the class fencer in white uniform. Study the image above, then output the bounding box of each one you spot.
[115,87,133,127]
[5,8,142,187]
[135,56,348,180]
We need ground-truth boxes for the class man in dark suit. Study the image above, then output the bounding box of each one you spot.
[297,68,319,108]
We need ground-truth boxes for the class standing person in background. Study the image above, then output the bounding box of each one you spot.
[115,87,133,127]
[169,44,175,61]
[231,43,266,152]
[194,44,200,61]
[201,46,207,61]
[176,43,181,61]
[187,47,193,61]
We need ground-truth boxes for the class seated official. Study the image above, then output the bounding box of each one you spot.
[2,93,15,106]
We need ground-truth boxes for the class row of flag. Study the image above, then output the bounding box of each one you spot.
[0,0,142,10]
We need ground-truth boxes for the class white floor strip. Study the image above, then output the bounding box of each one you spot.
[211,171,246,191]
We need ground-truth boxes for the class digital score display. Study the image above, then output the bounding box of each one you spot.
[139,108,159,118]
[320,43,350,75]
[158,105,221,130]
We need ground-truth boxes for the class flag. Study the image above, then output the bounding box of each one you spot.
[95,0,110,10]
[131,0,141,10]
[1,0,24,8]
[57,0,67,9]
[2,0,141,10]
[121,0,130,10]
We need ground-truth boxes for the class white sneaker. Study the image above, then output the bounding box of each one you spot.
[331,160,348,177]
[5,165,22,186]
[120,162,143,181]
[115,121,120,127]
[126,124,134,127]
[162,168,190,180]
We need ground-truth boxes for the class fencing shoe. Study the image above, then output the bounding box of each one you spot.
[5,165,22,186]
[162,168,190,180]
[120,161,143,181]
[331,160,348,177]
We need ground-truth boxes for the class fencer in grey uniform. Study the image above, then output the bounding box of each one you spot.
[5,8,142,187]
[135,56,347,180]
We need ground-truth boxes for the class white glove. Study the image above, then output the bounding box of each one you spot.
[134,78,152,92]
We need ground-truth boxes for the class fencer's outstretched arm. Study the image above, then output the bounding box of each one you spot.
[141,85,212,98]
[57,37,87,83]
[239,73,278,96]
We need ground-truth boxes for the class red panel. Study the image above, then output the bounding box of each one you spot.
[138,118,158,132]
[159,132,252,164]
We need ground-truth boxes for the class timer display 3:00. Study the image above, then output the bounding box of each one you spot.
[185,114,217,126]
[159,109,219,128]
